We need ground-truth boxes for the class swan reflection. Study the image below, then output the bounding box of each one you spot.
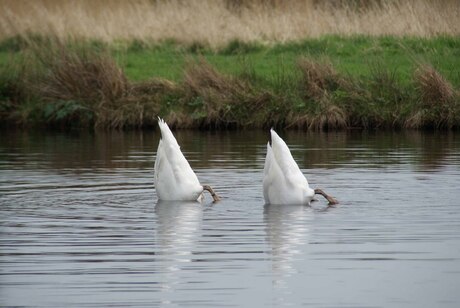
[264,204,312,284]
[154,200,203,295]
[155,200,203,261]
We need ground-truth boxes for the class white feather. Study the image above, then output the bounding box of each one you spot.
[263,129,315,205]
[154,118,203,201]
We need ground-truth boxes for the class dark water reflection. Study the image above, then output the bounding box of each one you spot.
[1,129,459,171]
[1,129,460,307]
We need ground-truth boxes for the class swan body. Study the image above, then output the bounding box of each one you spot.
[154,118,219,202]
[263,129,315,205]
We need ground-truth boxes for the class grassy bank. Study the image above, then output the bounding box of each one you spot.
[1,35,459,130]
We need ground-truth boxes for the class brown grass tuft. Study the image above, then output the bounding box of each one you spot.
[292,58,348,130]
[37,47,128,105]
[310,98,348,130]
[297,58,344,100]
[28,43,168,127]
[289,94,348,130]
[405,65,457,128]
[183,58,270,127]
[414,64,454,106]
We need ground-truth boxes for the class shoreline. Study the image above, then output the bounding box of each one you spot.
[1,35,459,130]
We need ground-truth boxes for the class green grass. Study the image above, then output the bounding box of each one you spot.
[1,35,459,85]
[108,35,460,87]
[0,35,459,129]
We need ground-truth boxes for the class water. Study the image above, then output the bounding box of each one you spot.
[1,129,460,307]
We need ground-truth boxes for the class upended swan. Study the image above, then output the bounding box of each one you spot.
[263,129,338,205]
[154,118,220,202]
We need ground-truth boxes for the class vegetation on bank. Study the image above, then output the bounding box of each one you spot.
[0,35,459,130]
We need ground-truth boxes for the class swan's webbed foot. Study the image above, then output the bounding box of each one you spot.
[202,185,221,202]
[314,188,339,205]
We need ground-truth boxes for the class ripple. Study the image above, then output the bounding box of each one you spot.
[1,130,460,307]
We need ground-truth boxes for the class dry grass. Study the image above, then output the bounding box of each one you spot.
[182,58,270,127]
[405,64,458,128]
[287,97,348,130]
[309,95,348,130]
[297,57,344,99]
[293,58,347,130]
[1,0,459,47]
[24,43,168,127]
[414,64,454,106]
[37,47,128,105]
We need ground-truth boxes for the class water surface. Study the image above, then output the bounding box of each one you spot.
[1,130,460,307]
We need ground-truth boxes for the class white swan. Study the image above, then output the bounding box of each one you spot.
[154,118,220,202]
[263,129,338,205]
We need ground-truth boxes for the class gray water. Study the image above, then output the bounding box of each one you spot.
[1,130,460,307]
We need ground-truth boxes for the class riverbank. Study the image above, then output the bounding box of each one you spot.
[1,35,459,130]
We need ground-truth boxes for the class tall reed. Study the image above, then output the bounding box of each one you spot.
[1,0,459,47]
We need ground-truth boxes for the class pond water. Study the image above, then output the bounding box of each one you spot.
[1,129,460,307]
